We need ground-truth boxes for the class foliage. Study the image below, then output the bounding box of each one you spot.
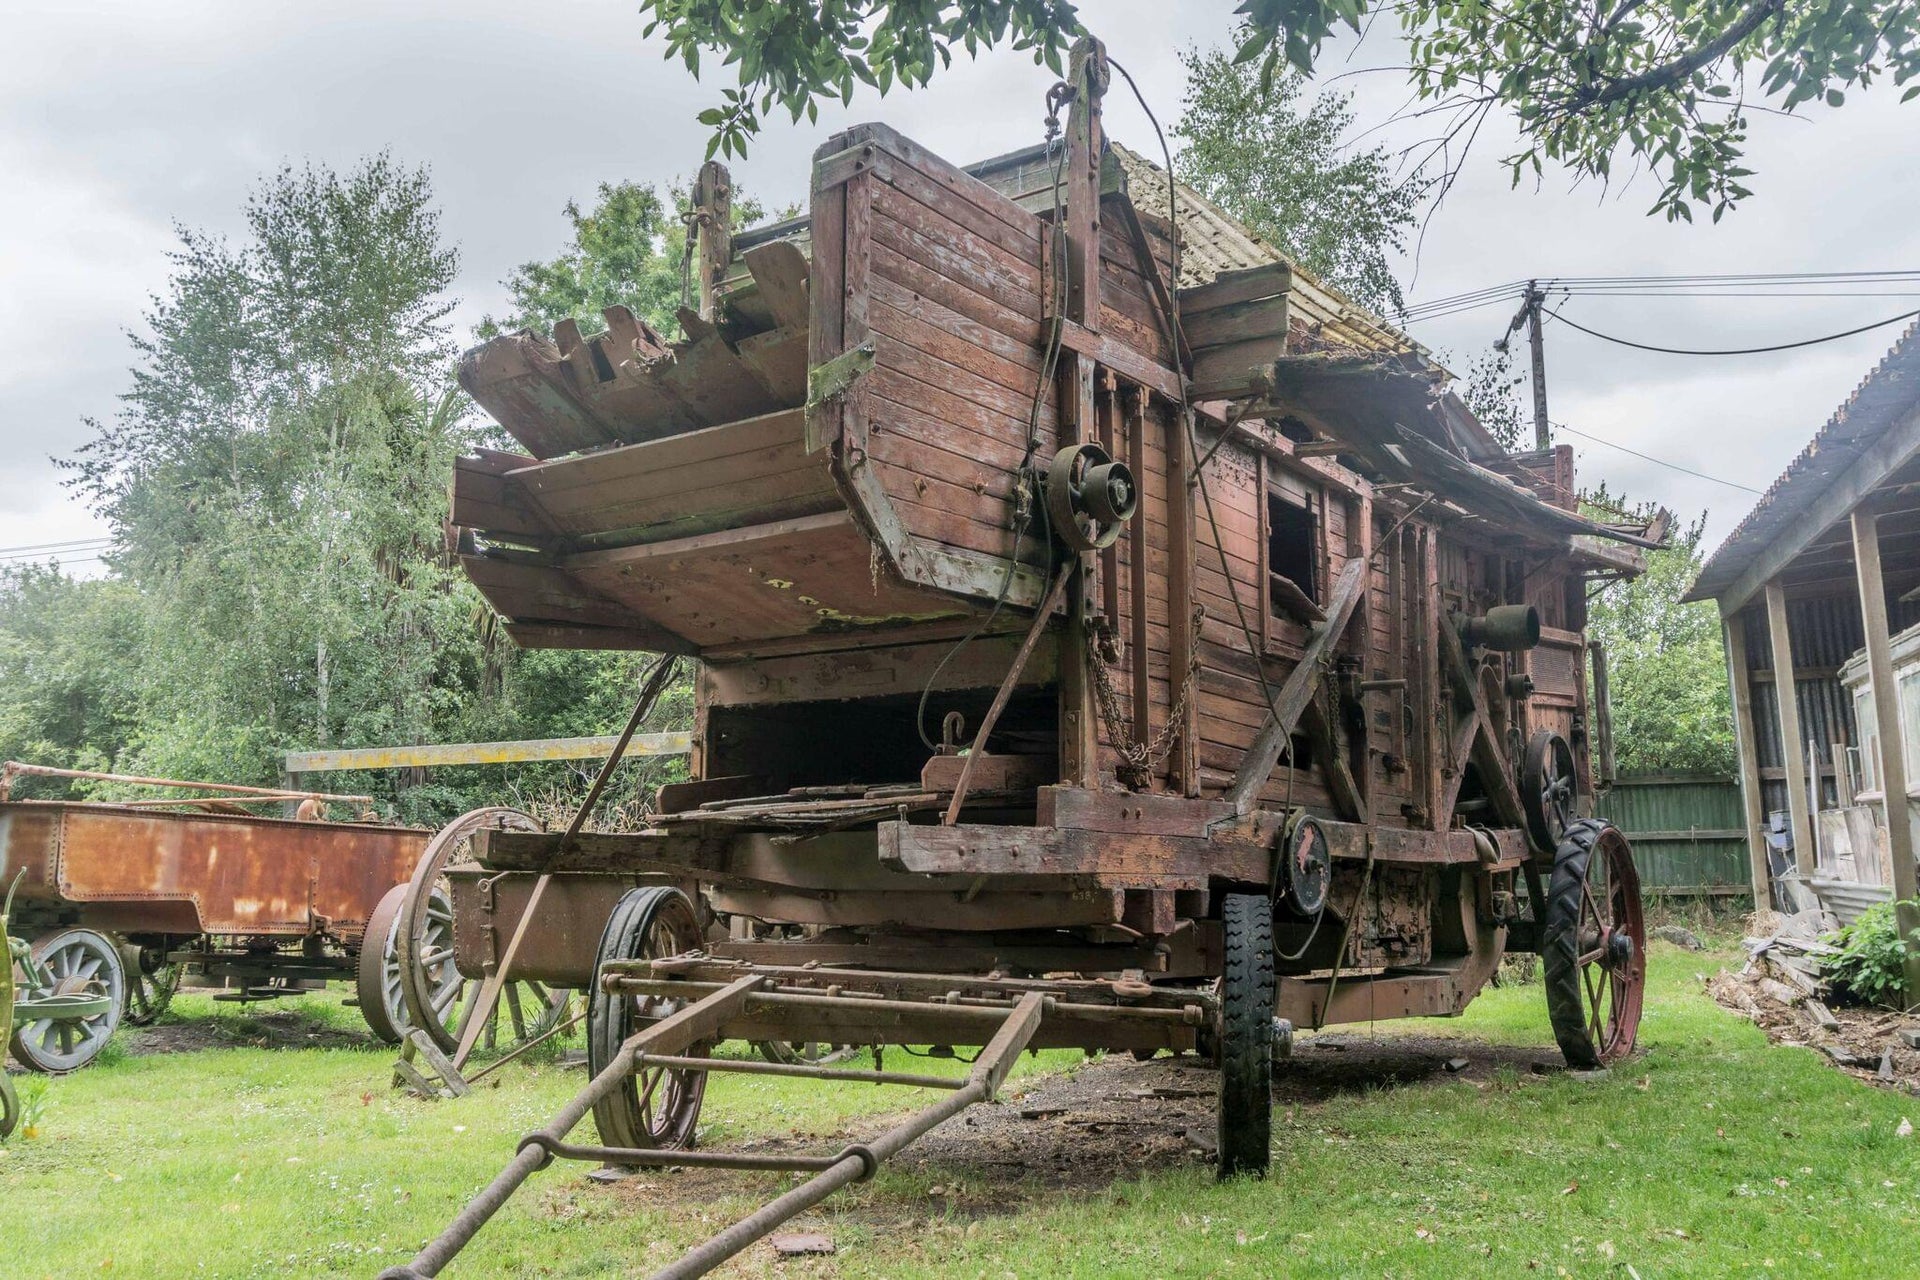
[645,0,1920,221]
[0,566,145,787]
[1173,44,1421,316]
[479,181,688,340]
[1456,346,1528,452]
[1823,898,1920,1008]
[1582,489,1735,776]
[640,0,1082,159]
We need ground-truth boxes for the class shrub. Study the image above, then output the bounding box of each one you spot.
[1822,900,1919,1008]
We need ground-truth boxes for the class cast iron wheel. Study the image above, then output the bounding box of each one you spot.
[588,885,708,1152]
[1541,819,1646,1068]
[1215,892,1276,1179]
[9,927,124,1073]
[356,883,413,1045]
[1521,730,1578,854]
[397,806,569,1057]
[120,943,180,1026]
[0,1070,17,1139]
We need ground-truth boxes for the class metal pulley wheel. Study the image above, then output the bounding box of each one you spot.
[1279,816,1332,916]
[1046,442,1139,552]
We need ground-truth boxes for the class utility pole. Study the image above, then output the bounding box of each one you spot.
[1500,283,1552,451]
[1525,281,1549,451]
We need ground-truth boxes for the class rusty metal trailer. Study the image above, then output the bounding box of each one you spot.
[385,37,1660,1277]
[0,766,430,1068]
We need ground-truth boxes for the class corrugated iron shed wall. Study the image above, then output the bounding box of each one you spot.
[1735,592,1920,817]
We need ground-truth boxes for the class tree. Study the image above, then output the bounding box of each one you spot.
[1175,46,1421,316]
[638,0,1920,221]
[0,566,145,791]
[60,155,487,798]
[481,179,786,341]
[1583,490,1735,776]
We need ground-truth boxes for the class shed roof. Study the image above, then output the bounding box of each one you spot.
[1685,320,1920,606]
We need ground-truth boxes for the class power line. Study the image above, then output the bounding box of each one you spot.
[1548,305,1920,356]
[1396,270,1920,322]
[1551,421,1763,494]
[0,535,112,556]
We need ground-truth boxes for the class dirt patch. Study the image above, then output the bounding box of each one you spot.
[120,1007,378,1056]
[595,1031,1565,1235]
[1709,968,1920,1093]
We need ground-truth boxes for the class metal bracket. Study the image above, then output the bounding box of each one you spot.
[806,342,876,414]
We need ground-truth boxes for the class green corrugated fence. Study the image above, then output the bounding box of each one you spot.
[1594,773,1751,898]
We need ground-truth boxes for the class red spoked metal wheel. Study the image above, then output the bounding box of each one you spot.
[1541,819,1646,1068]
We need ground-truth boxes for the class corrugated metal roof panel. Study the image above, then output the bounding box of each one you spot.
[1686,319,1920,604]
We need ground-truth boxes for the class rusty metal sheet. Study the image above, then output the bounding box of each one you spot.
[0,801,424,940]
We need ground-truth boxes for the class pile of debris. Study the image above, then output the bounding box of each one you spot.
[1707,908,1920,1092]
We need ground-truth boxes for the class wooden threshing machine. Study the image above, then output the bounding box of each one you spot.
[386,39,1662,1278]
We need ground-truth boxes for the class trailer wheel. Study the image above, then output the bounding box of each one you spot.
[356,884,413,1045]
[1542,820,1645,1069]
[1215,892,1275,1179]
[589,886,707,1152]
[10,927,124,1073]
[398,807,569,1057]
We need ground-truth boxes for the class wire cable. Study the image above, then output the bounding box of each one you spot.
[1549,422,1763,494]
[1547,306,1920,355]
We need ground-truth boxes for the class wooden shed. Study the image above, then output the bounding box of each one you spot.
[1686,319,1920,992]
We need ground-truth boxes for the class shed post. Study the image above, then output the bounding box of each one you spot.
[1763,579,1816,876]
[1723,614,1771,908]
[1848,508,1920,1001]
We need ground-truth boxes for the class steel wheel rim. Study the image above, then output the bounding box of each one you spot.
[13,929,124,1072]
[1576,829,1645,1061]
[623,897,706,1145]
[397,807,550,1055]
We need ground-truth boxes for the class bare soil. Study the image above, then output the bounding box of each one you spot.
[1708,967,1920,1093]
[600,1031,1562,1233]
[120,1005,378,1056]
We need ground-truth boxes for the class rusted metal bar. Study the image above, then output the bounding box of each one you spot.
[519,1137,847,1172]
[633,1052,965,1090]
[603,978,1205,1027]
[460,1008,587,1088]
[645,992,1046,1280]
[0,761,371,806]
[379,975,762,1280]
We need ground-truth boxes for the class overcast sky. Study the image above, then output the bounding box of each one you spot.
[5,0,1918,575]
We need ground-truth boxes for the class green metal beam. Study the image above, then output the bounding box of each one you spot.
[283,732,690,774]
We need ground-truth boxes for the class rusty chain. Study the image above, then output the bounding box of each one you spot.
[1087,602,1203,791]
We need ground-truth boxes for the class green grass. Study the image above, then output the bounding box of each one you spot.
[3,944,1916,1279]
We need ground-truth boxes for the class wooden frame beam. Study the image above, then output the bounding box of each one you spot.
[1763,580,1816,875]
[1723,614,1772,907]
[1849,509,1920,1000]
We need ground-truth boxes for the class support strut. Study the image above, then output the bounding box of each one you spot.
[378,983,1046,1280]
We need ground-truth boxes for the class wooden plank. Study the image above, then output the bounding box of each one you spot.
[1178,262,1291,314]
[880,821,1261,886]
[1764,579,1815,874]
[742,240,810,331]
[1850,509,1920,1001]
[284,732,689,774]
[1055,319,1184,403]
[1189,337,1286,401]
[1226,556,1368,815]
[1723,614,1771,906]
[1183,295,1290,350]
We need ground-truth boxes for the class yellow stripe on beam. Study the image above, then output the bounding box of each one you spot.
[283,732,691,774]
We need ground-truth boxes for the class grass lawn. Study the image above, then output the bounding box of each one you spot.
[3,941,1916,1279]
